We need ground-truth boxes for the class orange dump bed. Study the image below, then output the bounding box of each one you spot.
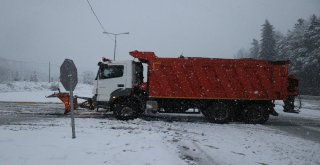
[130,51,290,100]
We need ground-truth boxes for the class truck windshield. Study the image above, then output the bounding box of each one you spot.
[99,65,124,79]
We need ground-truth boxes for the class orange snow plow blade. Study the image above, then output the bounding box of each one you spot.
[46,92,78,114]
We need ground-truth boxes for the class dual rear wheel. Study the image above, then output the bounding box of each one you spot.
[201,102,270,124]
[113,99,270,124]
[243,104,269,124]
[201,102,231,124]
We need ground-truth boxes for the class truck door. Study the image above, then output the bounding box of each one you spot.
[96,64,127,102]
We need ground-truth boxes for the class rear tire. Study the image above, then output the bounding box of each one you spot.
[202,102,231,123]
[243,104,269,124]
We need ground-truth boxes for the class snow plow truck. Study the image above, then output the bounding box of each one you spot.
[51,50,300,124]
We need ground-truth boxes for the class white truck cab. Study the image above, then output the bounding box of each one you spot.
[93,60,144,109]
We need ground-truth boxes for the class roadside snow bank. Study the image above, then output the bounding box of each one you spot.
[0,118,185,165]
[0,81,52,92]
[0,118,319,165]
[0,81,93,102]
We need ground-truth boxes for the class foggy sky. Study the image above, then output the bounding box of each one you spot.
[0,0,319,73]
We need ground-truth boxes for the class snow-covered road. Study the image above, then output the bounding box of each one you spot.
[1,82,319,164]
[0,100,320,165]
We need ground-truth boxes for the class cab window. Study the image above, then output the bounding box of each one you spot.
[100,65,124,79]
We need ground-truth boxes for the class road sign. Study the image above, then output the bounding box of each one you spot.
[60,59,77,139]
[60,59,78,91]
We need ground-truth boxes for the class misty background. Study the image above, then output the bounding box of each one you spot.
[0,0,320,94]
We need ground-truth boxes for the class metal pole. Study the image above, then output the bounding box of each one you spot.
[113,35,117,61]
[103,32,128,61]
[69,75,76,139]
[49,62,51,83]
[96,68,100,112]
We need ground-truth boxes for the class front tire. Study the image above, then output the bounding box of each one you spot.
[113,102,137,120]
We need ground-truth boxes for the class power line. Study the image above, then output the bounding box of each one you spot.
[85,0,105,32]
[85,0,113,40]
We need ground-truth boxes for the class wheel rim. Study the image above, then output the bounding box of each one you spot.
[214,108,228,120]
[245,105,268,124]
[249,109,262,120]
[206,102,230,123]
[121,106,134,117]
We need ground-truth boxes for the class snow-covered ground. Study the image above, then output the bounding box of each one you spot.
[1,81,320,165]
[0,81,93,102]
[1,115,320,165]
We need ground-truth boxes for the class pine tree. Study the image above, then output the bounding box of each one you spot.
[304,15,320,52]
[285,18,308,72]
[235,48,249,59]
[260,20,277,60]
[13,71,21,81]
[275,31,288,61]
[0,66,9,82]
[30,71,38,82]
[249,39,259,59]
[299,15,320,95]
[242,15,320,95]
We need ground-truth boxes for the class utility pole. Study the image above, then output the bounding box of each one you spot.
[102,32,129,60]
[113,35,117,61]
[49,62,51,83]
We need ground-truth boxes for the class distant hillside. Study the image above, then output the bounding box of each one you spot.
[0,56,59,82]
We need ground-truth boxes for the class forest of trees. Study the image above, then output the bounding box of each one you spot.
[236,15,320,96]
